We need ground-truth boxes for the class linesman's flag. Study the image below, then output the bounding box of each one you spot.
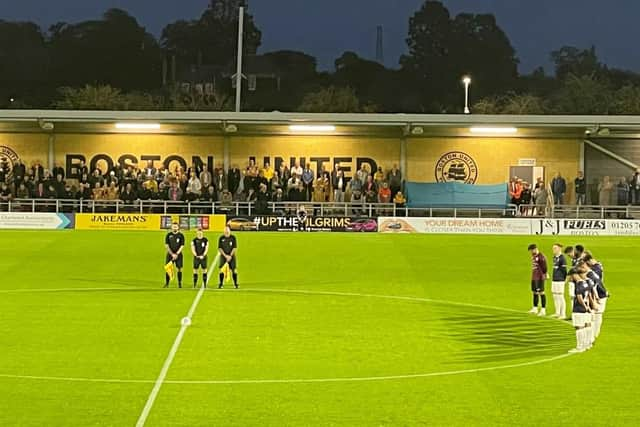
[220,262,232,284]
[164,261,175,280]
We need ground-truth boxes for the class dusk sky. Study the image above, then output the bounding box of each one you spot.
[2,0,639,73]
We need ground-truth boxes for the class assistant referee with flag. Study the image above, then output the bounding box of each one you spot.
[218,226,238,289]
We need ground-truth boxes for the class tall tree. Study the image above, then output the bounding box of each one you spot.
[161,0,261,71]
[552,74,612,115]
[298,86,376,113]
[0,21,48,106]
[333,51,409,112]
[551,45,602,80]
[48,9,162,91]
[401,1,518,112]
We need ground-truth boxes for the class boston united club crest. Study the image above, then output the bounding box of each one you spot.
[0,145,20,181]
[435,151,478,184]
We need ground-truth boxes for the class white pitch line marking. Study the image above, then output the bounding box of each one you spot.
[134,254,218,427]
[0,286,576,388]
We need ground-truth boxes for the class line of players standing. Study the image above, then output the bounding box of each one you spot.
[528,243,610,354]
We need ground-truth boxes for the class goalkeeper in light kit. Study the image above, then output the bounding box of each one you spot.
[218,226,238,289]
[191,227,209,288]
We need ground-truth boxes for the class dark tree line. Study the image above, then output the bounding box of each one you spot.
[1,0,640,113]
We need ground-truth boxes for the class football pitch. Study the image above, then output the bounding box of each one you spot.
[0,231,638,426]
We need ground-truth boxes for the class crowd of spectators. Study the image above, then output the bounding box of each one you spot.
[0,157,407,214]
[508,169,640,217]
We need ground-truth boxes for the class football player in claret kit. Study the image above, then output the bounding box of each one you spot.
[218,226,238,289]
[191,227,209,288]
[550,244,568,319]
[568,269,593,353]
[528,244,549,316]
[164,222,185,288]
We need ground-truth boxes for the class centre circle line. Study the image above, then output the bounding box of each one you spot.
[0,286,575,386]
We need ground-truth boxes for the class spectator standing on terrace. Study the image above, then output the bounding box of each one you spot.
[228,166,241,196]
[105,182,119,201]
[350,174,363,198]
[617,178,630,206]
[167,182,183,202]
[332,165,346,203]
[520,182,532,216]
[394,191,407,216]
[52,163,65,180]
[0,183,12,208]
[598,176,614,206]
[199,167,213,190]
[78,181,92,200]
[143,160,157,178]
[291,161,303,179]
[33,182,46,199]
[270,170,282,193]
[533,181,548,216]
[356,164,369,185]
[314,172,329,202]
[121,183,137,206]
[374,166,385,190]
[31,162,44,182]
[186,172,202,201]
[379,182,391,203]
[575,171,587,205]
[262,162,274,182]
[387,164,402,200]
[631,168,640,205]
[16,182,30,199]
[351,186,363,215]
[13,160,26,191]
[551,173,567,205]
[255,183,270,214]
[256,170,269,192]
[302,163,314,201]
[509,178,523,213]
[53,174,66,198]
[92,182,104,200]
[279,163,291,192]
[213,168,226,201]
[78,160,89,178]
[364,175,377,195]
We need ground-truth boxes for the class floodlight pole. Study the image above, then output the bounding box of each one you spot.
[463,77,471,114]
[235,7,245,113]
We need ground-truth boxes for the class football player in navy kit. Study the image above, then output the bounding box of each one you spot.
[191,227,209,288]
[218,226,238,289]
[527,244,549,316]
[550,244,568,319]
[581,252,609,340]
[568,269,593,353]
[164,222,185,288]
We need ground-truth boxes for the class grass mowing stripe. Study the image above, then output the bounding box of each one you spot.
[135,254,218,427]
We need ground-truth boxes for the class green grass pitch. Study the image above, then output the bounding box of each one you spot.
[0,230,638,426]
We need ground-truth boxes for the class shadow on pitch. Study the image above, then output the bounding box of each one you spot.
[427,304,574,364]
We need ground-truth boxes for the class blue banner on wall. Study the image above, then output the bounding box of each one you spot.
[405,182,509,209]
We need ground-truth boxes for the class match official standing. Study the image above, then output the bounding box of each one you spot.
[164,222,185,288]
[218,226,238,289]
[191,227,209,288]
